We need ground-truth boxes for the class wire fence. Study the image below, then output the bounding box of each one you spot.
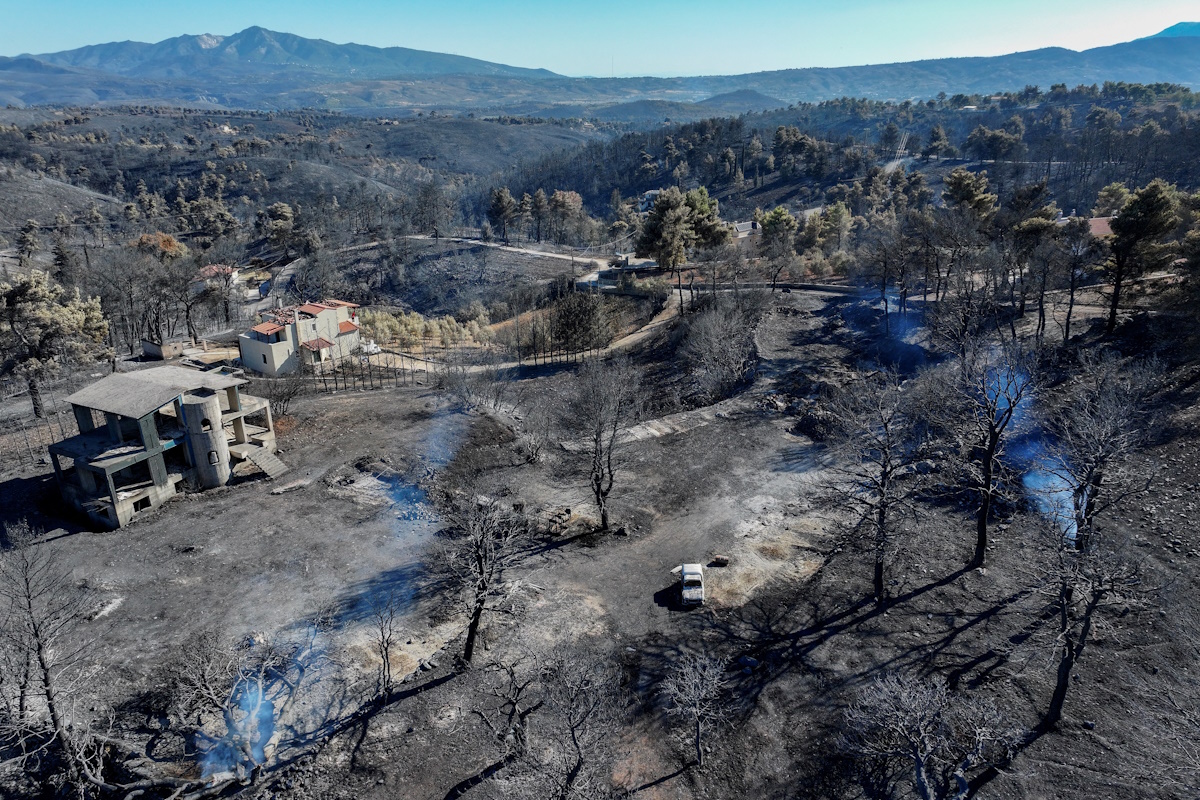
[0,335,611,471]
[304,338,609,396]
[0,403,79,470]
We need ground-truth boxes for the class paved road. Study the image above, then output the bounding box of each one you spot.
[411,234,610,273]
[380,281,855,377]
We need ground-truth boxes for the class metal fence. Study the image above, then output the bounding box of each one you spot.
[0,371,98,471]
[0,404,79,470]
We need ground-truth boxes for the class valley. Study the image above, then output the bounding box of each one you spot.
[3,14,1200,800]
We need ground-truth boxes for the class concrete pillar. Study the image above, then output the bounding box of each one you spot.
[73,405,95,433]
[137,415,160,451]
[148,453,168,487]
[226,386,241,412]
[181,390,231,489]
[171,399,192,465]
[106,413,122,443]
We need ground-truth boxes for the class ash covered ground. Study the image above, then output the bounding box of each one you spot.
[3,287,1200,800]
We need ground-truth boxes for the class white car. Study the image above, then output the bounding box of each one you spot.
[680,563,705,606]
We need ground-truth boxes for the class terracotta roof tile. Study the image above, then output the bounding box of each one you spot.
[1089,217,1114,237]
[196,264,235,280]
[300,337,334,352]
[338,320,359,334]
[251,322,284,336]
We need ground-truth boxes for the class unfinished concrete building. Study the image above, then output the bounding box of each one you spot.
[48,366,288,529]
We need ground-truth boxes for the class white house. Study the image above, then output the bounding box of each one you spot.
[638,189,663,214]
[238,299,360,376]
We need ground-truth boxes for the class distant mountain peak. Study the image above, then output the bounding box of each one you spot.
[1148,22,1200,38]
[26,27,559,83]
[195,34,224,50]
[6,26,1200,114]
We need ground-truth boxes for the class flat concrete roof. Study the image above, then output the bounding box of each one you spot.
[65,366,246,419]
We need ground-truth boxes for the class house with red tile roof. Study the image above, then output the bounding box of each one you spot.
[238,299,360,376]
[1088,217,1114,238]
[1055,214,1115,238]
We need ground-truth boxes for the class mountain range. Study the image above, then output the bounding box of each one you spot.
[26,26,557,81]
[1,24,1198,119]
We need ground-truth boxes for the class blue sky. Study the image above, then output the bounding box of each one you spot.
[1,0,1196,77]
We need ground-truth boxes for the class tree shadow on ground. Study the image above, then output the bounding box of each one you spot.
[769,442,833,474]
[316,561,450,632]
[0,472,92,544]
[649,561,986,714]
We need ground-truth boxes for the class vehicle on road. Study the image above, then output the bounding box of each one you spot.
[680,563,705,606]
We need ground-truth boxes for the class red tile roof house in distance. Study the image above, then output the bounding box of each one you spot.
[1089,217,1114,238]
[238,299,360,376]
[1055,215,1114,238]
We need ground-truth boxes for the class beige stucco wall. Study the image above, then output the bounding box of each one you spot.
[239,332,300,376]
[240,305,360,376]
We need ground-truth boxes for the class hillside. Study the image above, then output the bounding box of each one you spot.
[3,28,1200,115]
[29,26,558,81]
[1148,22,1200,38]
[0,162,120,232]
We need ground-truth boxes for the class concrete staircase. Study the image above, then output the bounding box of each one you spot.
[244,446,290,480]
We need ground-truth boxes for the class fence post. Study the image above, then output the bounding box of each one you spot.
[20,421,34,464]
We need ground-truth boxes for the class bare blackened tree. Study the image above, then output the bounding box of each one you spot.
[1030,529,1149,732]
[842,672,1021,800]
[0,521,210,798]
[478,649,626,800]
[513,656,623,799]
[825,369,932,605]
[939,341,1036,568]
[1043,351,1160,550]
[926,250,1001,358]
[171,630,322,781]
[253,366,309,419]
[660,652,731,768]
[516,392,556,464]
[681,300,757,401]
[537,655,624,798]
[370,589,406,700]
[474,655,544,767]
[446,504,524,664]
[0,521,96,786]
[467,356,519,414]
[562,355,643,531]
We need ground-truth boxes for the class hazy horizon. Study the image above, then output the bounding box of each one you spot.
[2,1,1198,78]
